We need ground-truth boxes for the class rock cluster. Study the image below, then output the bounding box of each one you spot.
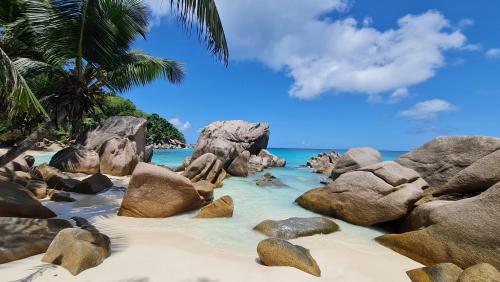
[305,151,341,175]
[255,173,286,187]
[33,138,66,151]
[297,136,500,270]
[152,139,189,149]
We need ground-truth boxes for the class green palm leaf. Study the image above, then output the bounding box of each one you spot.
[0,47,47,119]
[170,0,229,65]
[99,50,184,92]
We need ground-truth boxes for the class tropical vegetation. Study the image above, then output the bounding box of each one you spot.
[0,0,228,165]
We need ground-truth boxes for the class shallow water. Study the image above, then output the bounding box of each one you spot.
[43,148,406,256]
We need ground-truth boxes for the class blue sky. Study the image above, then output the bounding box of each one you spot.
[124,0,500,151]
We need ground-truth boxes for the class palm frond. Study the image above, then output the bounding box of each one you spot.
[99,50,184,92]
[0,47,47,119]
[170,0,229,65]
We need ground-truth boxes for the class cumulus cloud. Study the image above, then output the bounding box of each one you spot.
[407,126,455,135]
[398,99,458,121]
[486,48,500,59]
[146,1,470,100]
[169,117,191,131]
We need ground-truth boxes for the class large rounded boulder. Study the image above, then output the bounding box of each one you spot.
[297,161,427,226]
[330,147,382,179]
[0,181,56,218]
[49,145,100,174]
[191,120,269,168]
[396,136,500,187]
[118,162,204,218]
[254,217,339,239]
[85,116,147,176]
[376,182,500,269]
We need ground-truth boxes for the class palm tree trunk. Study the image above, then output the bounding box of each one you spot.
[0,122,53,167]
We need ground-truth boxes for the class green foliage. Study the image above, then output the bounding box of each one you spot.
[147,113,185,144]
[100,96,148,118]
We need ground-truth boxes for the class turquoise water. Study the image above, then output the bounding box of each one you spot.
[152,148,406,168]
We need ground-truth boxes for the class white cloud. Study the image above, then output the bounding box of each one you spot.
[169,117,191,131]
[486,48,500,59]
[458,18,474,29]
[388,87,410,104]
[146,1,469,100]
[398,99,458,121]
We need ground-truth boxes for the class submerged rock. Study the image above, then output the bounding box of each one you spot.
[256,173,286,187]
[195,195,233,218]
[48,190,76,202]
[191,120,269,168]
[42,217,110,275]
[257,238,321,277]
[376,182,500,269]
[297,162,427,226]
[330,147,382,179]
[49,145,100,174]
[118,162,203,218]
[254,217,339,239]
[0,181,56,218]
[0,217,72,264]
[406,263,463,282]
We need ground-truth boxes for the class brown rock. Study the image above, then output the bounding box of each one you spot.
[0,181,56,218]
[0,217,72,264]
[49,145,100,174]
[193,180,215,203]
[257,238,321,277]
[3,155,30,172]
[72,173,113,194]
[26,180,48,199]
[406,263,463,282]
[49,190,76,202]
[184,153,227,186]
[118,162,203,218]
[42,227,110,275]
[99,137,139,176]
[227,150,250,177]
[457,263,500,282]
[195,195,233,218]
[376,182,500,269]
[396,136,500,187]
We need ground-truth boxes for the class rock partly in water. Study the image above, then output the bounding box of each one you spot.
[85,116,147,176]
[49,145,100,174]
[406,263,463,282]
[118,162,203,218]
[193,180,215,203]
[42,217,110,275]
[249,149,286,170]
[183,153,227,187]
[0,181,56,218]
[257,238,321,277]
[306,151,341,175]
[144,144,154,163]
[0,217,72,264]
[297,162,427,226]
[330,147,382,179]
[195,195,233,218]
[227,150,250,177]
[191,120,270,168]
[72,173,113,194]
[254,217,339,239]
[457,263,500,282]
[396,136,500,187]
[256,173,286,187]
[376,182,500,269]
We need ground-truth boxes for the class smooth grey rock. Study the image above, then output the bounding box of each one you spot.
[331,147,382,179]
[254,217,339,239]
[227,150,250,177]
[49,145,100,174]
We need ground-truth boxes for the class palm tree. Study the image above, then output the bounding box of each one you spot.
[0,0,229,166]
